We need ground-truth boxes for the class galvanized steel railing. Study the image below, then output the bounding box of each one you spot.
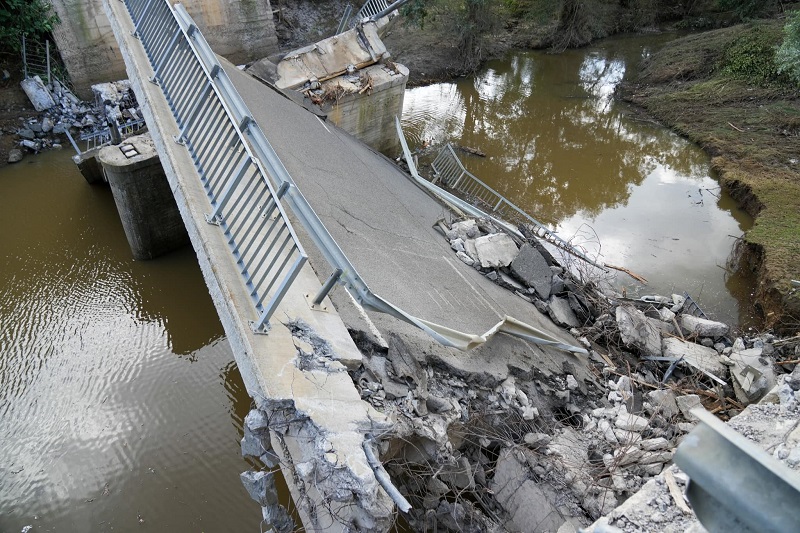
[356,0,390,21]
[431,143,604,269]
[123,0,307,333]
[117,0,586,354]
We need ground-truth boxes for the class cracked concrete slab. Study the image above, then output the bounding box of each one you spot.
[222,60,584,370]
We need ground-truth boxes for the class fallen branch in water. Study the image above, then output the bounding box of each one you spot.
[605,263,648,284]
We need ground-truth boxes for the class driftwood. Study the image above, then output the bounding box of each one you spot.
[457,145,486,157]
[605,263,648,284]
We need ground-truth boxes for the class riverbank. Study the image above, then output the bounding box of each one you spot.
[618,19,800,333]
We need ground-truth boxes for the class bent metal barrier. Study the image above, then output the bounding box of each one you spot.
[121,0,586,355]
[124,0,307,333]
[431,143,605,269]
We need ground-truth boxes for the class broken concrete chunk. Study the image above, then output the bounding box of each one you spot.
[21,76,56,111]
[675,394,703,420]
[729,347,777,404]
[616,305,662,358]
[615,413,649,432]
[646,389,679,418]
[680,315,729,338]
[492,449,566,531]
[240,470,280,507]
[510,243,552,299]
[549,296,580,328]
[455,250,474,266]
[640,437,670,451]
[662,337,726,378]
[658,307,676,323]
[450,237,466,253]
[262,503,294,533]
[441,457,475,490]
[450,219,480,240]
[474,233,518,268]
[245,409,270,432]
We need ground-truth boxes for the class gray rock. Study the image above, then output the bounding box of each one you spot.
[510,243,552,299]
[492,449,565,531]
[441,457,475,490]
[675,394,703,420]
[455,251,474,266]
[240,470,279,507]
[52,122,66,134]
[499,271,525,291]
[640,437,670,451]
[616,305,662,358]
[551,273,565,295]
[485,270,498,281]
[700,338,715,348]
[261,503,294,533]
[7,148,23,163]
[524,432,551,447]
[450,219,480,240]
[729,347,777,404]
[450,237,465,253]
[646,389,679,418]
[680,315,729,338]
[427,395,451,413]
[566,374,579,390]
[714,342,726,353]
[662,337,727,378]
[549,296,580,328]
[615,413,649,432]
[533,298,549,315]
[474,233,518,268]
[17,128,35,140]
[241,425,268,458]
[244,409,270,432]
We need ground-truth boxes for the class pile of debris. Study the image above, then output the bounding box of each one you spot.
[8,77,141,164]
[335,216,799,531]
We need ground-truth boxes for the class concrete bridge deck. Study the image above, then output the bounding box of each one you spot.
[103,0,588,529]
[223,63,579,370]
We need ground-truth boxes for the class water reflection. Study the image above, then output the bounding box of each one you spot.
[402,34,756,325]
[0,151,261,531]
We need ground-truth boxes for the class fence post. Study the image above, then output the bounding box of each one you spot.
[46,40,51,85]
[22,35,27,79]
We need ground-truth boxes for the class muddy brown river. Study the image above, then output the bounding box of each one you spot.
[402,34,756,327]
[0,150,263,530]
[1,33,756,532]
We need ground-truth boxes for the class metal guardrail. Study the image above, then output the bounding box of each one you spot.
[118,0,586,354]
[77,118,148,153]
[356,0,390,21]
[674,409,800,533]
[431,143,604,269]
[336,4,354,35]
[123,0,308,333]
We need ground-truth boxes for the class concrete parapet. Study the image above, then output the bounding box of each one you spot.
[98,133,189,259]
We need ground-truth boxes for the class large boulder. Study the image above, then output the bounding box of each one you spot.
[474,233,518,269]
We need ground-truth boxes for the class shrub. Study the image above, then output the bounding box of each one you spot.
[720,25,785,85]
[0,0,60,55]
[776,10,800,85]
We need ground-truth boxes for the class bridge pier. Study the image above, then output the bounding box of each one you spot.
[98,133,189,260]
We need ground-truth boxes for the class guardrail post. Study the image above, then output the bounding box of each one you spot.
[252,255,308,334]
[311,268,343,307]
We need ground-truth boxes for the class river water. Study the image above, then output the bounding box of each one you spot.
[0,151,263,530]
[1,33,757,533]
[402,34,756,326]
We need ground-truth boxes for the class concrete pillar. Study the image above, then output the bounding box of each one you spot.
[98,133,189,259]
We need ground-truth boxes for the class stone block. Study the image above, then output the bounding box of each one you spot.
[549,296,580,328]
[662,337,726,378]
[616,306,662,358]
[729,347,777,404]
[474,233,518,268]
[510,243,552,299]
[680,315,729,338]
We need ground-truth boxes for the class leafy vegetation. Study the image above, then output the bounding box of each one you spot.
[720,23,786,84]
[0,0,59,55]
[776,10,800,85]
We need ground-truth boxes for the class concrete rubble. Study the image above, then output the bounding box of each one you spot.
[320,214,800,531]
[9,76,142,164]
